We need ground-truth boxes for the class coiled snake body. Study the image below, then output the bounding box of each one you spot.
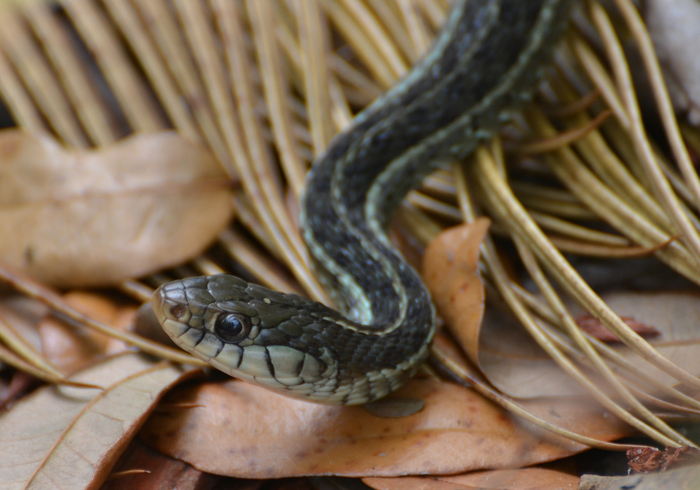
[152,0,574,405]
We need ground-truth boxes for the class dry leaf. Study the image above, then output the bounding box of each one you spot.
[645,0,700,125]
[420,220,578,398]
[421,220,488,364]
[364,466,580,490]
[0,130,234,288]
[0,295,48,353]
[139,377,631,478]
[0,352,198,489]
[473,290,700,399]
[38,291,137,373]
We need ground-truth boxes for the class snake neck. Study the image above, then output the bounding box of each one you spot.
[300,0,574,330]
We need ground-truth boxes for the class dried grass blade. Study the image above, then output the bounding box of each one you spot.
[0,46,45,131]
[23,0,118,145]
[101,0,200,143]
[296,0,333,154]
[470,145,700,394]
[589,2,700,264]
[214,0,330,304]
[610,0,700,212]
[0,10,88,147]
[59,0,166,132]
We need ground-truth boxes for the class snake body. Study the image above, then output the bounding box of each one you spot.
[152,0,574,404]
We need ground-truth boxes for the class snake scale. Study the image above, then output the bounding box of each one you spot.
[152,0,575,405]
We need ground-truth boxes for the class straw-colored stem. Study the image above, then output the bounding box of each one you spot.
[0,10,87,147]
[473,145,700,392]
[609,0,700,214]
[296,0,333,154]
[247,0,307,198]
[431,341,641,452]
[60,0,166,132]
[589,2,700,265]
[512,235,693,446]
[24,0,117,145]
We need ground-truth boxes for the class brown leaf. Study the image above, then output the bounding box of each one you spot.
[0,295,48,352]
[0,130,234,288]
[364,466,579,490]
[420,220,579,399]
[575,314,660,343]
[139,377,632,478]
[421,220,488,364]
[0,352,198,489]
[38,291,137,373]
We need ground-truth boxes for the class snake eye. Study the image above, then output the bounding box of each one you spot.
[214,313,251,342]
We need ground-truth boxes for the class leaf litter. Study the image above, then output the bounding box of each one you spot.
[0,0,696,488]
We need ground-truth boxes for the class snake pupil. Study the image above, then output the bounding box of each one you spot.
[214,314,251,342]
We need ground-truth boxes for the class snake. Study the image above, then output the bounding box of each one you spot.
[152,0,575,405]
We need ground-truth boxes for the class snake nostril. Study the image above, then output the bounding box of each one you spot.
[171,304,189,320]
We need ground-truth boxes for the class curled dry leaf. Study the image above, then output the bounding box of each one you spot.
[420,220,578,398]
[364,466,580,490]
[139,377,632,478]
[421,219,488,364]
[38,291,138,374]
[0,130,234,288]
[0,352,198,490]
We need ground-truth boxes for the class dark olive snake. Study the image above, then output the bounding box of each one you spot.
[152,0,575,405]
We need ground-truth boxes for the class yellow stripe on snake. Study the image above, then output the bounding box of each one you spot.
[152,0,575,405]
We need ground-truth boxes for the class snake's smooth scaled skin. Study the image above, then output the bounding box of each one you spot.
[152,0,575,405]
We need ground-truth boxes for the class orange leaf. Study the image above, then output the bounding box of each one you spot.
[139,377,632,478]
[422,219,489,363]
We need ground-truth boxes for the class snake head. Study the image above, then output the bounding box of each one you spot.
[152,274,345,401]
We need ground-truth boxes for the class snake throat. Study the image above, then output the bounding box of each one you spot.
[152,0,575,405]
